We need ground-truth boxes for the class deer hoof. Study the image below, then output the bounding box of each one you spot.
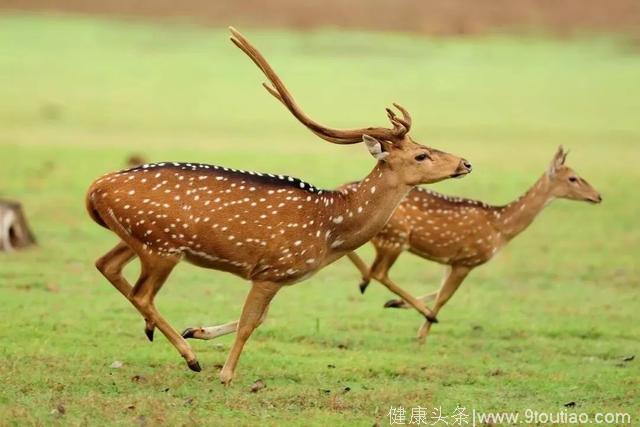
[145,327,154,342]
[181,328,196,339]
[359,280,370,294]
[187,359,202,372]
[384,299,404,308]
[219,369,233,386]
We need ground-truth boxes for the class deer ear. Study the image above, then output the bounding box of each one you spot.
[363,135,389,161]
[548,146,565,177]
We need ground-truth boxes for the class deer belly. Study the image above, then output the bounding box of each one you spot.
[409,247,453,264]
[181,247,252,278]
[249,252,324,284]
[408,235,459,264]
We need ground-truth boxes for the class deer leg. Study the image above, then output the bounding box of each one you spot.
[384,266,452,309]
[418,291,438,303]
[96,240,197,368]
[219,281,280,386]
[128,255,201,372]
[95,240,136,297]
[416,265,470,343]
[96,241,159,342]
[369,250,438,322]
[376,275,438,323]
[182,321,238,340]
[96,241,159,340]
[182,304,272,340]
[346,252,371,294]
[385,290,439,309]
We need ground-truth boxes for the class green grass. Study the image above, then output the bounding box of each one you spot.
[1,13,639,426]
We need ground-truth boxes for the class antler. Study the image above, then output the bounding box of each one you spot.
[229,27,411,144]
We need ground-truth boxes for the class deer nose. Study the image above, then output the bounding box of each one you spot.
[461,159,472,171]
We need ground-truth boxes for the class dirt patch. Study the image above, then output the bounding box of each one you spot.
[1,0,639,36]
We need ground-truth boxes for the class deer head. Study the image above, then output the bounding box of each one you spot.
[547,146,602,204]
[229,27,472,186]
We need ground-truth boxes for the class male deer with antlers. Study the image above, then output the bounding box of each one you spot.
[347,147,601,342]
[85,28,472,385]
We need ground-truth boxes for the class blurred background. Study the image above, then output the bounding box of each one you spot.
[4,0,640,35]
[0,1,638,425]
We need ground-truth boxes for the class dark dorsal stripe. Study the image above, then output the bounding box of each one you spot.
[125,162,321,194]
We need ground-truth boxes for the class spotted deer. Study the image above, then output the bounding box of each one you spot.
[346,147,601,342]
[85,27,472,385]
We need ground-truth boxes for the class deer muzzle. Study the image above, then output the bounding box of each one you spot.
[451,159,472,178]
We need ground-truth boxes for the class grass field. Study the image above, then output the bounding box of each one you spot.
[0,13,639,426]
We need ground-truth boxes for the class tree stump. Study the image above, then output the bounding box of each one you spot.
[0,200,37,251]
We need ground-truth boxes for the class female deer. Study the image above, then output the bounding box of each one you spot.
[348,147,601,342]
[86,28,472,385]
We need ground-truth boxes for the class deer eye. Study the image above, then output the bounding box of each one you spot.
[568,176,578,182]
[415,153,430,162]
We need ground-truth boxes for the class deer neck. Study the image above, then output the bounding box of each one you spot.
[326,162,411,252]
[497,173,555,240]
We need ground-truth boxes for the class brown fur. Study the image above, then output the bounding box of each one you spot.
[86,28,471,385]
[348,147,602,342]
